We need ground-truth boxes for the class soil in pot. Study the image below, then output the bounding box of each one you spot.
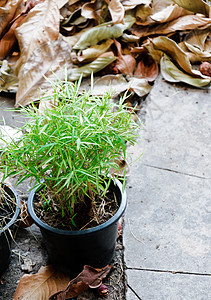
[33,182,120,231]
[0,184,20,275]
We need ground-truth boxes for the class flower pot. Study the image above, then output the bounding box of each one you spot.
[0,184,20,276]
[27,178,126,274]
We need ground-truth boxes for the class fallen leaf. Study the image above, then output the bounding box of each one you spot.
[49,265,112,299]
[127,77,152,97]
[74,39,114,63]
[114,39,136,75]
[0,0,23,37]
[15,35,72,107]
[81,0,108,24]
[13,265,70,300]
[184,27,211,51]
[122,0,151,11]
[90,74,130,96]
[151,36,207,77]
[135,3,152,25]
[150,3,191,23]
[134,53,158,81]
[0,14,25,60]
[15,0,60,75]
[68,56,117,81]
[108,0,125,24]
[132,14,211,37]
[73,14,135,50]
[172,0,210,17]
[160,54,211,87]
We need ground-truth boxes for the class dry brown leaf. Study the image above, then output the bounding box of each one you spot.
[74,39,114,63]
[15,35,72,107]
[90,74,130,96]
[134,54,158,81]
[57,0,69,9]
[114,39,136,75]
[160,54,211,87]
[122,0,151,11]
[128,77,152,97]
[172,0,210,17]
[151,36,208,77]
[108,0,125,24]
[15,0,60,75]
[63,25,93,48]
[132,14,211,38]
[150,2,192,23]
[81,0,107,24]
[135,4,152,25]
[13,265,70,300]
[49,265,112,299]
[0,14,25,60]
[0,0,23,37]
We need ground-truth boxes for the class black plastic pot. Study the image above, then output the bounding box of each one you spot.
[0,184,20,276]
[27,178,126,274]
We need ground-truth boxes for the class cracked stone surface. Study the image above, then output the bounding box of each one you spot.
[124,76,211,299]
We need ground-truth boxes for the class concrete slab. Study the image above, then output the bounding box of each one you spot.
[138,77,211,178]
[124,77,211,298]
[0,94,25,127]
[124,165,210,274]
[126,269,211,300]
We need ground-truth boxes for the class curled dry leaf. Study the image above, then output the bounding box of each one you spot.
[151,36,208,78]
[15,0,60,75]
[134,53,158,81]
[122,0,151,11]
[132,14,211,38]
[172,0,210,17]
[135,3,152,25]
[73,14,135,50]
[68,56,117,81]
[160,54,211,87]
[81,0,108,23]
[127,77,152,97]
[150,2,191,23]
[13,265,70,300]
[90,74,130,96]
[0,0,23,36]
[49,265,112,299]
[114,39,136,75]
[0,14,25,60]
[108,0,125,24]
[74,39,114,63]
[15,35,72,107]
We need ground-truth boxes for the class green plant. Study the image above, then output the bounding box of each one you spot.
[0,77,139,229]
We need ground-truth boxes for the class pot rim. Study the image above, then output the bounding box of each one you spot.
[27,177,127,236]
[0,183,21,234]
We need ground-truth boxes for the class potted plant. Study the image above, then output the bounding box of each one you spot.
[0,183,20,275]
[0,76,140,274]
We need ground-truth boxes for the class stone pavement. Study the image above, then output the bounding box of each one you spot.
[0,76,210,299]
[124,76,211,299]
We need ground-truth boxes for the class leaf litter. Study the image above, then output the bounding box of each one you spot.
[0,0,210,107]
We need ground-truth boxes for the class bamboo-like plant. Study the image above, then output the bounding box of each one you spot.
[0,76,140,229]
